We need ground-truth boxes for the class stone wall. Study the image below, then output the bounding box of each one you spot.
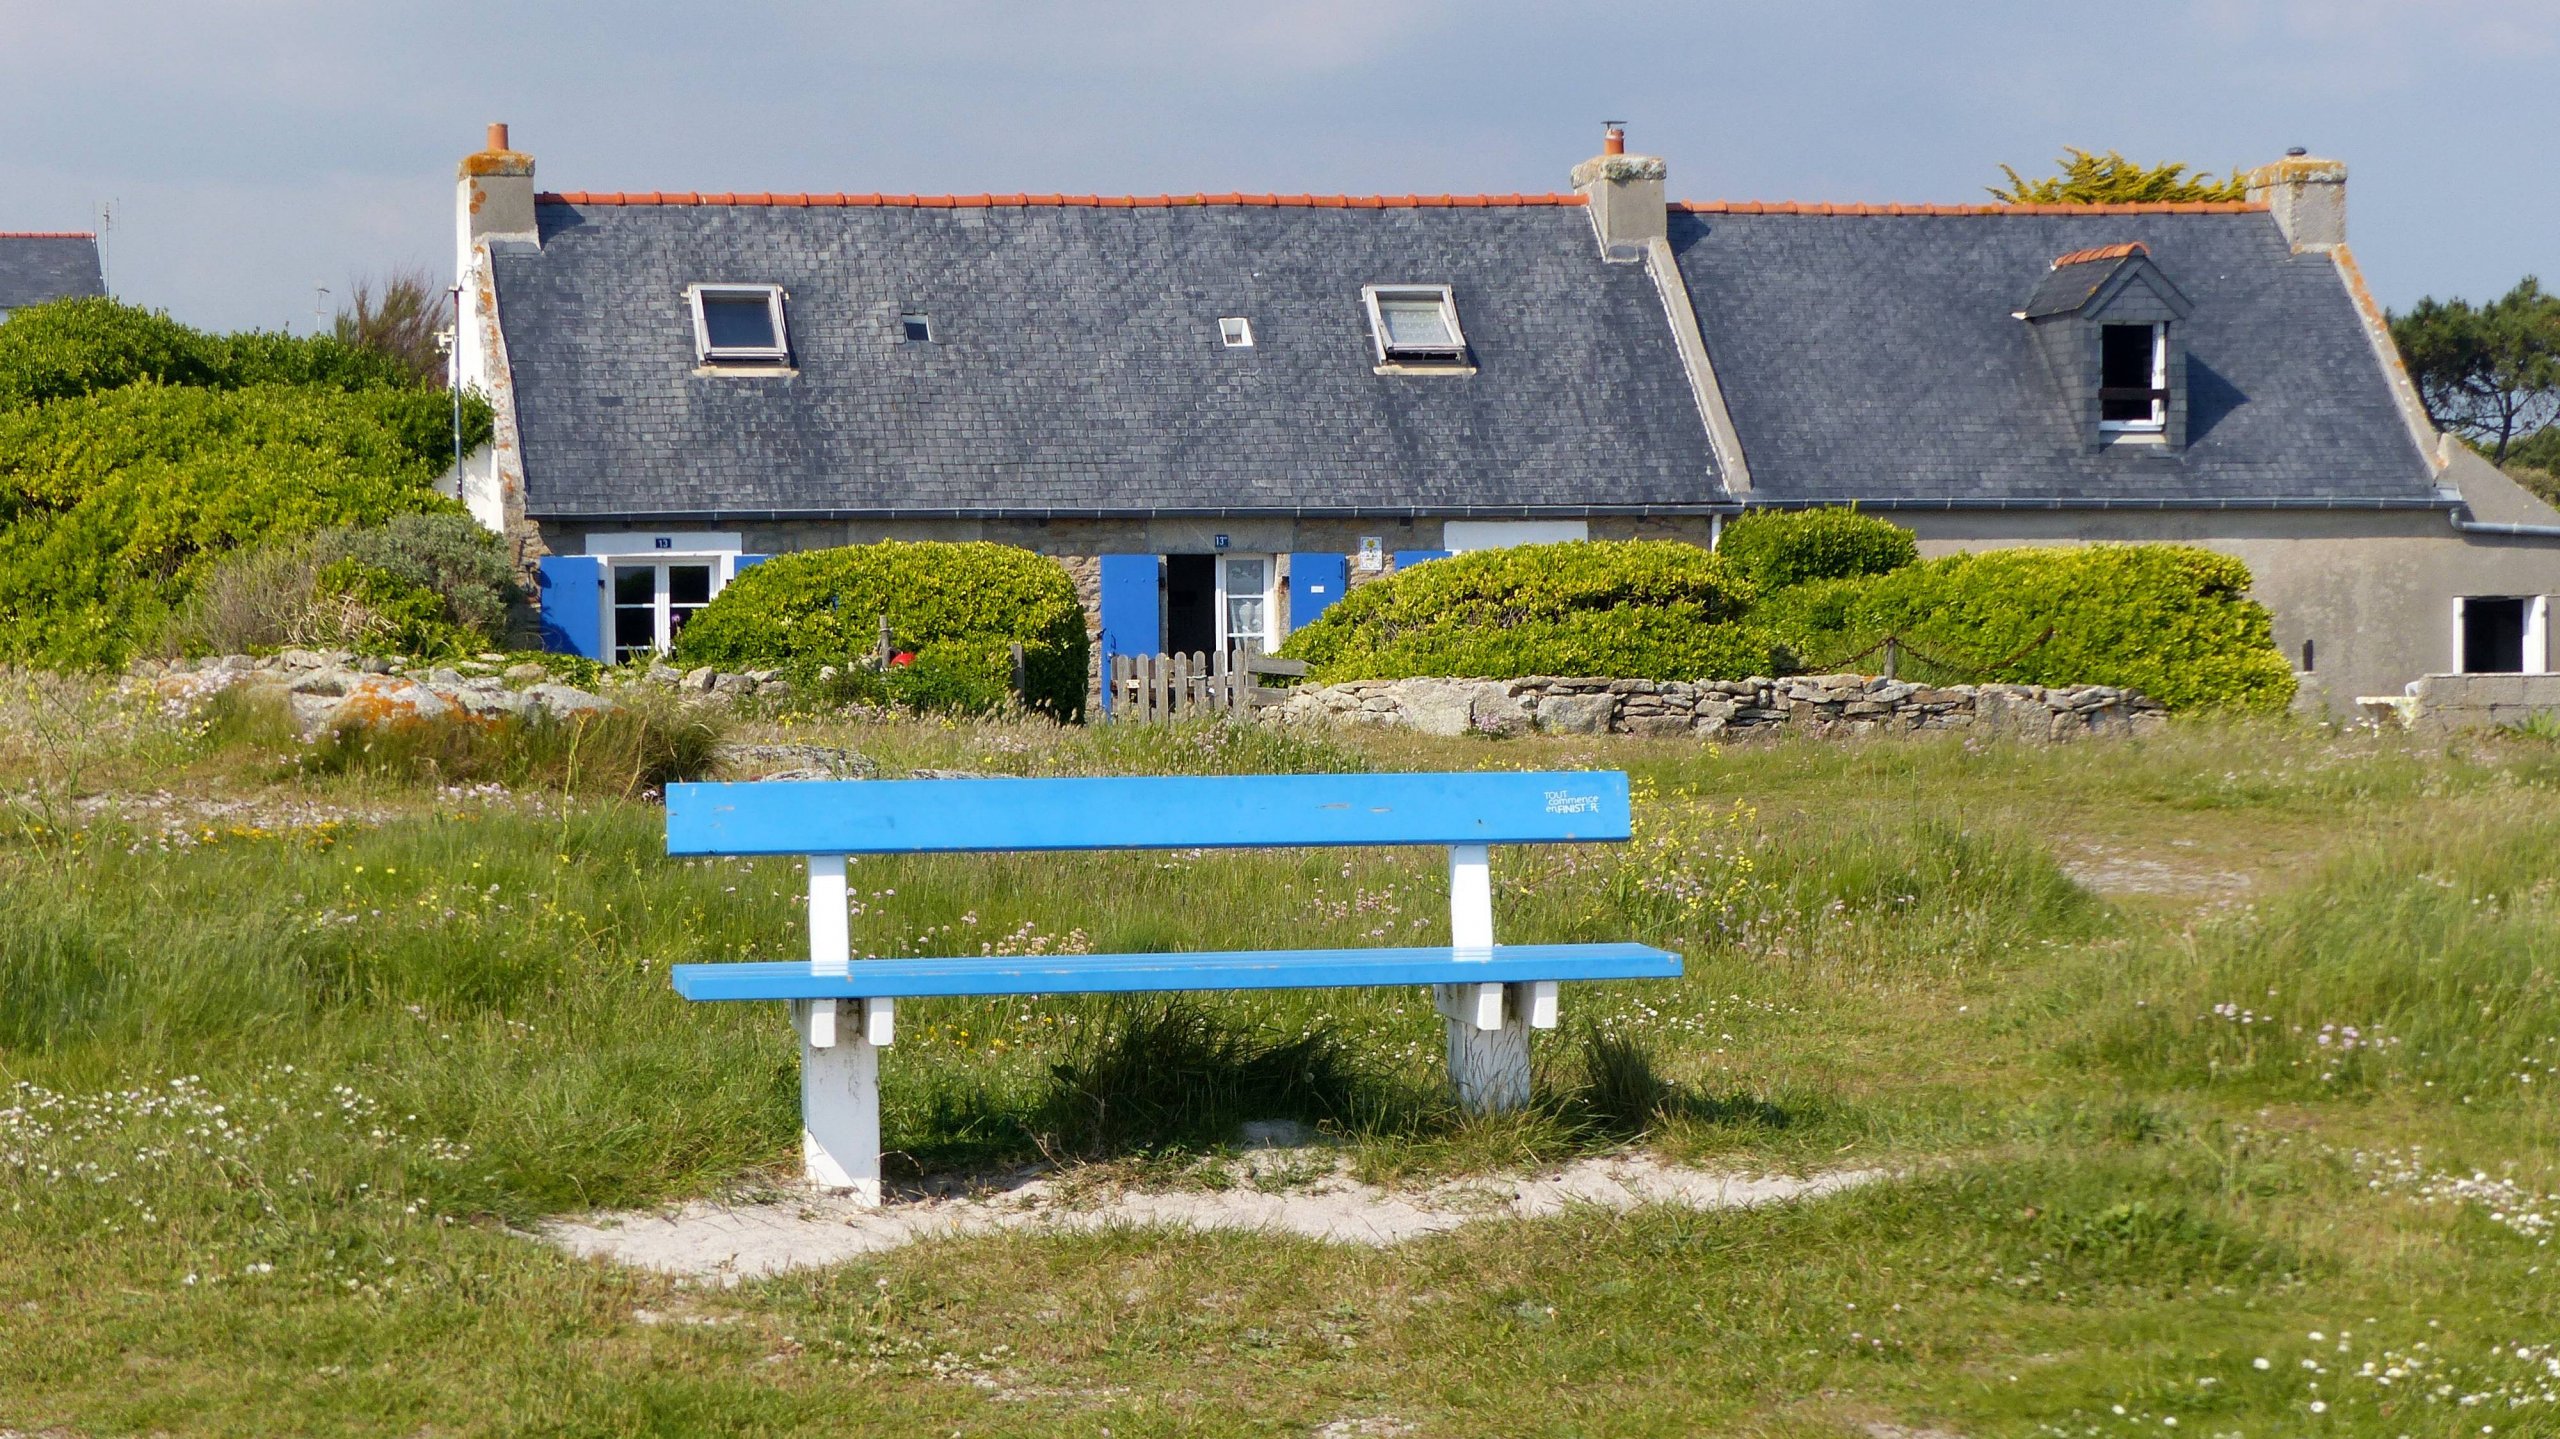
[2379,673,2560,734]
[1263,674,2167,742]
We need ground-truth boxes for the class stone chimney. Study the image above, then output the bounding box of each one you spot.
[456,122,537,274]
[1570,122,1666,261]
[2244,149,2346,253]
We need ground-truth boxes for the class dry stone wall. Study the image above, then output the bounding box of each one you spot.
[1264,674,2166,742]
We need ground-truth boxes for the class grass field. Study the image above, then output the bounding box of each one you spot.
[1,679,2555,1436]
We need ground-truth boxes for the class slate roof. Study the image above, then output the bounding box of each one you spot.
[0,233,105,312]
[1667,206,2439,505]
[493,197,1723,520]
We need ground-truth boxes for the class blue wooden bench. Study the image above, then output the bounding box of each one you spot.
[665,771,1681,1203]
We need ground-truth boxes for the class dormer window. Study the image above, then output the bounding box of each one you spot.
[688,284,788,364]
[1362,285,1467,365]
[2099,323,2167,431]
[2019,243,2192,450]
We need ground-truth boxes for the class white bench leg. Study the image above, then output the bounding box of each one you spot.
[1441,843,1537,1113]
[800,1022,883,1204]
[1442,994,1532,1113]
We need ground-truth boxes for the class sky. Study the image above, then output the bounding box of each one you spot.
[5,0,2554,333]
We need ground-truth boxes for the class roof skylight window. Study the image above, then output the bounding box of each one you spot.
[1220,317,1254,348]
[901,312,933,343]
[1362,285,1466,365]
[688,284,789,364]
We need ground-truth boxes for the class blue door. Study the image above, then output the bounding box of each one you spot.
[1288,553,1348,631]
[1096,555,1161,714]
[1392,549,1453,570]
[537,556,604,659]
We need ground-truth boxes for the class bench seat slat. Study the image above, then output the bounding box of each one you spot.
[664,772,1631,856]
[670,942,1679,1002]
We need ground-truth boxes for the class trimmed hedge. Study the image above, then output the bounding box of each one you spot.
[671,541,1088,719]
[1774,544,2296,711]
[1715,507,1917,591]
[1279,540,1775,682]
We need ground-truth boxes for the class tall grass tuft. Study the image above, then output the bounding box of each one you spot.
[240,689,725,797]
[1036,999,1368,1156]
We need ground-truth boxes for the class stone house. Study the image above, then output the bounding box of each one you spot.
[0,231,105,322]
[451,124,2560,711]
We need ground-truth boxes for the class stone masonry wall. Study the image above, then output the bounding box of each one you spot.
[2387,673,2560,735]
[1264,674,2167,742]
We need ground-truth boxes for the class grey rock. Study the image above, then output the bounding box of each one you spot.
[1237,1118,1319,1148]
[1623,714,1693,738]
[713,673,754,696]
[454,686,536,720]
[1535,693,1616,735]
[287,668,358,697]
[504,662,548,683]
[427,667,466,688]
[286,693,341,733]
[527,683,610,718]
[1397,681,1477,738]
[684,667,719,692]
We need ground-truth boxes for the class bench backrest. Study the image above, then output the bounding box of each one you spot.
[665,771,1632,856]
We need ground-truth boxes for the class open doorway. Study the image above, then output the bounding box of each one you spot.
[1165,555,1215,656]
[2459,595,2547,675]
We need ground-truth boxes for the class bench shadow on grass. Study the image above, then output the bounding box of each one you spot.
[884,1001,1796,1182]
[1561,1023,1795,1143]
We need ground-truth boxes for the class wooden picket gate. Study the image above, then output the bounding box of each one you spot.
[1105,645,1307,723]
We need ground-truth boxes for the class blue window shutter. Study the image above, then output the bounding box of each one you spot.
[1096,555,1161,715]
[1288,553,1349,632]
[537,555,604,659]
[733,554,771,572]
[1393,549,1453,570]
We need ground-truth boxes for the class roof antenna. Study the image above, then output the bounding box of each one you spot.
[94,199,116,293]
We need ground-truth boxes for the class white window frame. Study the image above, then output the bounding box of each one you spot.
[687,283,790,363]
[1214,552,1279,654]
[899,311,933,343]
[2453,594,2551,676]
[1219,316,1254,348]
[606,559,727,664]
[586,534,745,664]
[1361,284,1467,365]
[2097,321,2167,433]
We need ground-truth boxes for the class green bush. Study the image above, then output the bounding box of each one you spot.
[1715,507,1918,591]
[1778,545,2295,711]
[0,385,480,667]
[0,299,484,669]
[1281,540,1769,682]
[0,297,410,408]
[672,541,1089,719]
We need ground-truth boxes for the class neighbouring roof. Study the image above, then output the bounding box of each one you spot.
[0,232,105,311]
[493,195,1722,520]
[1667,208,2439,505]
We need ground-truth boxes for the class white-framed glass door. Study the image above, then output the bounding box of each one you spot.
[1215,554,1276,654]
[609,560,718,664]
